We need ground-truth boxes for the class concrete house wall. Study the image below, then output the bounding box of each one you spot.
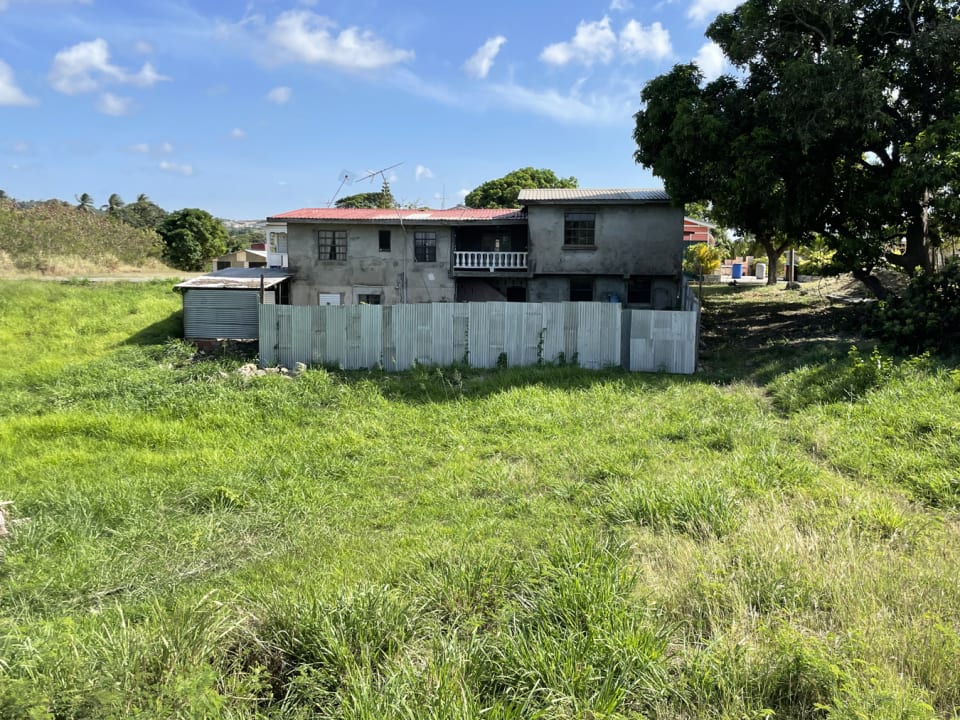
[526,203,683,276]
[286,222,454,306]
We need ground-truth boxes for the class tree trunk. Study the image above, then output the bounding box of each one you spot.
[852,267,889,300]
[758,235,789,286]
[886,203,932,273]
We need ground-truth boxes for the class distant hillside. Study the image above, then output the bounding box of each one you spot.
[0,199,164,274]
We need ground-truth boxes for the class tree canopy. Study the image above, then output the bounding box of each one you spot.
[159,208,228,271]
[465,167,578,208]
[336,181,398,210]
[634,0,960,290]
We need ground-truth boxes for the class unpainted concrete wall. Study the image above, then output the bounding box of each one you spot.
[526,204,683,276]
[286,223,454,305]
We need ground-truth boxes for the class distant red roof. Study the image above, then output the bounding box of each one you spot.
[267,207,526,223]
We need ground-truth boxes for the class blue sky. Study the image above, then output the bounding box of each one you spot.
[0,0,736,219]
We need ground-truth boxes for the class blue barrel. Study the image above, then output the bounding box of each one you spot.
[608,293,620,303]
[731,262,743,279]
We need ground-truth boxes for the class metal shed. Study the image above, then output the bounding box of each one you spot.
[175,267,292,340]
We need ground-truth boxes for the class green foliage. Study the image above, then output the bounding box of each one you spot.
[871,259,960,353]
[118,195,167,231]
[684,243,722,277]
[0,198,163,272]
[336,181,398,209]
[465,167,577,208]
[159,208,229,271]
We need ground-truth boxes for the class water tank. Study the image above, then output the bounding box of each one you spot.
[731,262,743,279]
[755,262,766,280]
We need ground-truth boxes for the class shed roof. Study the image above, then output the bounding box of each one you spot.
[174,267,292,291]
[268,207,526,224]
[518,188,671,203]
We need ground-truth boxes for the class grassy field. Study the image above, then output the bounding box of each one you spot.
[1,279,958,719]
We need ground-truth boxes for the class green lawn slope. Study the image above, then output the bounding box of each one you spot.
[0,280,958,719]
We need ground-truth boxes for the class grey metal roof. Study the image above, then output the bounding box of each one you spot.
[518,188,671,203]
[175,267,292,291]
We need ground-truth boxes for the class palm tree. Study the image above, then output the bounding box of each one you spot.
[76,193,94,212]
[102,193,125,215]
[136,193,150,204]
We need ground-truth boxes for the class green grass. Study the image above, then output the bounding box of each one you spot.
[1,279,958,718]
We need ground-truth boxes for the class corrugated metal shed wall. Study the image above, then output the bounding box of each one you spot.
[260,302,694,373]
[183,289,260,340]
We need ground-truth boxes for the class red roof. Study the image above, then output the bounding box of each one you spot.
[268,207,526,223]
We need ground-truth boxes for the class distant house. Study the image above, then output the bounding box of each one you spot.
[211,248,268,272]
[683,217,717,246]
[267,188,684,310]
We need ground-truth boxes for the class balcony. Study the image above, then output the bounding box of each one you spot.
[454,251,528,272]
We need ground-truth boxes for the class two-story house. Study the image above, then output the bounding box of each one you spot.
[267,188,684,310]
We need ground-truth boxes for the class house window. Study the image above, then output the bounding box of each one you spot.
[268,231,288,253]
[570,279,593,302]
[564,212,595,246]
[358,293,381,305]
[379,230,391,252]
[318,230,347,260]
[215,261,231,270]
[248,261,267,269]
[414,231,437,262]
[627,277,652,304]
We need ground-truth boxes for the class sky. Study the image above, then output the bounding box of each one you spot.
[0,0,737,220]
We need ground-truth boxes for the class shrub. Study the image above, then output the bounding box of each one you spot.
[871,259,960,353]
[684,243,722,277]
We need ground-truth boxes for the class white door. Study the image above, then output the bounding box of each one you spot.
[318,292,341,305]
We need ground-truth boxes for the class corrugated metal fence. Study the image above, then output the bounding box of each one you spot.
[260,301,699,374]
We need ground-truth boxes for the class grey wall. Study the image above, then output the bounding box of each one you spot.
[526,203,684,276]
[286,222,455,305]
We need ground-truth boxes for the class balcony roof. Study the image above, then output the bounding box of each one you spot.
[518,188,671,204]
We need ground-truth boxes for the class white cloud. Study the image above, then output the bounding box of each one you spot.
[49,38,169,95]
[267,10,414,70]
[160,142,174,154]
[457,188,469,199]
[694,41,727,80]
[97,92,131,115]
[0,59,36,105]
[687,0,740,22]
[415,165,434,181]
[231,127,246,140]
[159,160,193,176]
[609,0,633,9]
[129,142,150,153]
[488,80,633,126]
[464,36,507,79]
[541,16,617,67]
[13,139,29,152]
[266,85,292,104]
[135,40,154,54]
[620,20,672,61]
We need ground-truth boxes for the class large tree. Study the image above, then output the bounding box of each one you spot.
[159,208,228,271]
[336,181,398,209]
[635,0,960,290]
[120,195,167,231]
[465,167,578,208]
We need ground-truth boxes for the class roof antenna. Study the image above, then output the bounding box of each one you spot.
[327,163,404,207]
[328,169,358,207]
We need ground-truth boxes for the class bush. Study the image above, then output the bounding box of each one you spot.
[684,243,722,277]
[871,259,960,353]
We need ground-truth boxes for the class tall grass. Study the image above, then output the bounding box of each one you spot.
[0,280,958,718]
[0,199,163,273]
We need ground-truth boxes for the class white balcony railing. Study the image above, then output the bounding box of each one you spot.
[454,251,527,272]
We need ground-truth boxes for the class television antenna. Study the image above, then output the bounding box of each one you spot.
[327,162,404,207]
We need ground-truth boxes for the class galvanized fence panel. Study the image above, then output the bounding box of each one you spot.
[183,289,260,339]
[259,301,698,374]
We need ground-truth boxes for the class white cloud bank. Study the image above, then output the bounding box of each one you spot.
[49,38,168,95]
[687,0,740,22]
[267,11,413,70]
[693,41,728,80]
[464,36,507,79]
[415,165,433,181]
[541,16,672,66]
[0,59,35,105]
[159,160,193,176]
